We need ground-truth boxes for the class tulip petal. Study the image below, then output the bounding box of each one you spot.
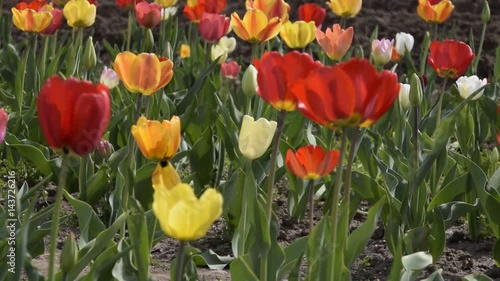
[130,53,161,95]
[114,51,137,93]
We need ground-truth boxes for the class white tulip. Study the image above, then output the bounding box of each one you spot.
[399,83,411,110]
[394,32,414,56]
[456,75,487,100]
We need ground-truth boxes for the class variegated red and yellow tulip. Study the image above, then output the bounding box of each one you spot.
[113,52,174,95]
[11,0,53,33]
[417,0,454,23]
[245,0,290,22]
[280,20,316,49]
[132,116,181,161]
[231,9,281,43]
[286,145,340,180]
[316,23,354,61]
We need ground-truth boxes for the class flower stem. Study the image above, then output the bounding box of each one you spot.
[265,110,286,224]
[307,180,315,234]
[341,127,359,248]
[126,10,134,51]
[472,21,488,75]
[435,78,448,128]
[48,155,69,281]
[175,241,186,281]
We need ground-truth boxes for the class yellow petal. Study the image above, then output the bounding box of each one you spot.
[152,161,181,190]
[129,53,161,95]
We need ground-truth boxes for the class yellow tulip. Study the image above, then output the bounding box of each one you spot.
[152,183,223,241]
[113,52,174,95]
[239,115,277,160]
[280,20,316,49]
[179,44,191,59]
[63,0,96,28]
[245,0,290,22]
[11,8,53,33]
[417,0,454,24]
[131,116,181,161]
[152,161,181,190]
[231,9,282,44]
[155,0,177,8]
[326,0,362,18]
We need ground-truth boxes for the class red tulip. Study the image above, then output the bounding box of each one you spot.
[298,3,326,28]
[135,1,162,28]
[183,0,226,23]
[37,75,111,156]
[116,0,144,10]
[294,58,400,129]
[253,51,322,111]
[221,61,241,79]
[198,12,230,43]
[15,0,48,11]
[40,5,63,35]
[286,145,339,180]
[0,108,7,144]
[428,40,474,79]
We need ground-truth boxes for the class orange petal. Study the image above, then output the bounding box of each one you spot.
[129,53,161,95]
[114,52,137,93]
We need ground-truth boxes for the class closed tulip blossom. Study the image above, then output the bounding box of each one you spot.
[99,66,120,89]
[327,0,362,18]
[132,116,181,161]
[399,83,411,110]
[116,0,144,10]
[280,20,316,49]
[135,2,162,28]
[239,115,277,160]
[298,3,326,28]
[253,51,321,111]
[184,0,226,23]
[63,0,96,28]
[392,32,414,61]
[245,0,290,22]
[11,0,53,33]
[161,6,178,20]
[241,65,258,96]
[231,9,282,43]
[155,0,177,8]
[37,75,111,156]
[153,183,223,241]
[371,39,393,65]
[40,5,63,35]
[221,61,241,79]
[428,40,474,79]
[198,12,230,43]
[286,145,340,180]
[0,108,7,144]
[417,0,454,23]
[96,140,114,159]
[316,24,354,61]
[455,75,487,100]
[114,52,174,95]
[294,58,400,129]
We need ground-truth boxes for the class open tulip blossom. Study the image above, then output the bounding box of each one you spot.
[455,75,488,100]
[286,145,340,180]
[316,24,354,61]
[132,116,181,161]
[428,40,474,79]
[231,9,282,43]
[11,0,53,33]
[417,0,454,23]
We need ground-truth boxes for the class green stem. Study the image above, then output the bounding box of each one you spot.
[339,17,346,29]
[48,155,69,281]
[51,31,57,60]
[40,35,49,83]
[307,180,315,233]
[175,241,186,281]
[126,10,134,51]
[341,127,359,247]
[265,110,286,223]
[433,23,438,41]
[78,157,87,202]
[435,78,448,128]
[328,129,348,281]
[473,21,488,75]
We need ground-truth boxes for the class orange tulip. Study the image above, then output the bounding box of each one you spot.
[417,0,454,23]
[183,0,226,23]
[12,0,53,33]
[113,52,174,95]
[245,0,290,22]
[286,145,339,180]
[294,58,400,129]
[132,116,181,161]
[316,23,354,61]
[231,9,282,43]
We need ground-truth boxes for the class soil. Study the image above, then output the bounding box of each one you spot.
[7,0,500,280]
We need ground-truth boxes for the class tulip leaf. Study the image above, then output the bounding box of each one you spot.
[427,173,468,211]
[462,274,494,281]
[192,249,234,270]
[132,162,156,210]
[230,256,259,281]
[278,236,308,280]
[127,212,150,281]
[79,243,132,281]
[494,239,500,267]
[5,134,53,177]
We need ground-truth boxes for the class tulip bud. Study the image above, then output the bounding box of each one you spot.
[60,232,78,273]
[83,36,96,71]
[482,0,490,24]
[96,140,114,159]
[492,147,499,164]
[422,31,431,52]
[100,66,120,89]
[221,61,241,79]
[455,75,487,100]
[410,73,423,107]
[241,65,258,96]
[143,28,155,52]
[398,83,411,110]
[371,39,393,65]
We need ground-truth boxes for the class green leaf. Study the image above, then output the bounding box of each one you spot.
[133,162,156,210]
[402,251,433,271]
[85,169,111,205]
[421,269,444,281]
[5,134,53,176]
[428,174,468,210]
[278,236,308,280]
[494,239,500,266]
[230,256,259,281]
[127,212,150,281]
[193,250,234,270]
[462,274,494,281]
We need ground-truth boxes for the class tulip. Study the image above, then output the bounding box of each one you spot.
[180,44,191,58]
[113,52,174,95]
[96,140,114,159]
[152,161,181,190]
[198,12,230,43]
[11,1,53,33]
[231,9,282,43]
[82,36,96,70]
[371,39,393,65]
[294,58,400,129]
[285,145,340,180]
[221,61,241,79]
[210,36,236,63]
[417,0,454,24]
[37,75,111,156]
[455,75,487,100]
[394,32,414,56]
[280,20,316,49]
[40,5,63,35]
[245,0,290,22]
[326,0,362,18]
[63,0,96,28]
[161,6,178,20]
[399,83,411,110]
[0,108,7,144]
[100,66,120,89]
[241,65,258,96]
[155,0,177,8]
[183,0,226,23]
[116,0,145,10]
[135,2,162,29]
[316,24,354,61]
[153,183,223,241]
[253,51,321,111]
[298,3,326,28]
[428,40,474,79]
[239,115,277,160]
[131,116,181,161]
